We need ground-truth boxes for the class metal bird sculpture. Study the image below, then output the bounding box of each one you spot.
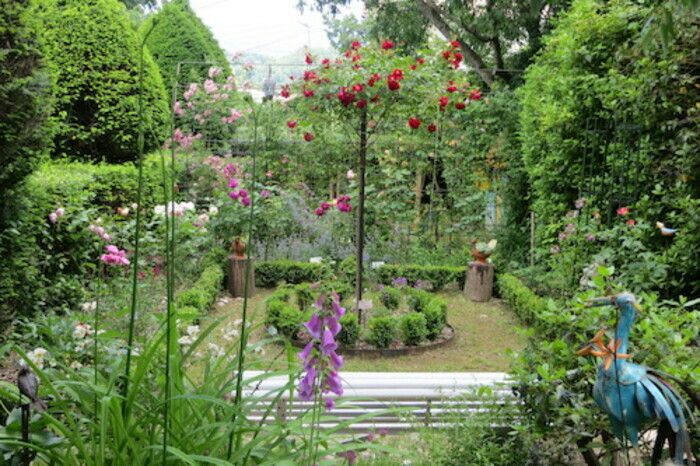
[656,221,678,237]
[17,365,46,411]
[578,293,694,465]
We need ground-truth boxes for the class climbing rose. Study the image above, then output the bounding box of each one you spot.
[438,96,449,108]
[355,99,367,109]
[626,219,636,226]
[450,40,460,48]
[287,121,297,129]
[469,89,482,101]
[381,39,394,50]
[387,78,400,91]
[351,41,361,49]
[408,117,421,129]
[446,83,458,93]
[100,245,129,266]
[455,101,466,110]
[337,87,356,106]
[280,86,290,98]
[304,132,315,142]
[352,83,364,93]
[427,123,437,133]
[305,53,313,64]
[616,206,629,216]
[303,89,314,98]
[208,66,221,78]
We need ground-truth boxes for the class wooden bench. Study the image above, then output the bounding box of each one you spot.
[241,371,513,433]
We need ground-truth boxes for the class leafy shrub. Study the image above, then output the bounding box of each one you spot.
[496,273,550,326]
[31,0,168,162]
[407,289,432,313]
[400,313,427,346]
[379,286,401,310]
[424,299,447,340]
[338,256,357,286]
[0,0,51,209]
[141,0,231,94]
[255,260,326,287]
[176,265,223,314]
[367,316,397,348]
[275,305,305,338]
[294,283,314,310]
[337,313,359,347]
[376,264,466,291]
[326,280,353,301]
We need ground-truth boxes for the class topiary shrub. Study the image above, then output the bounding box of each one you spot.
[0,0,51,213]
[338,256,357,286]
[255,260,326,287]
[376,264,466,291]
[175,264,223,314]
[31,0,168,162]
[338,313,359,347]
[295,283,314,310]
[275,305,305,338]
[423,299,448,340]
[367,316,397,349]
[379,286,401,310]
[141,0,231,94]
[327,280,353,301]
[400,313,428,346]
[407,288,432,313]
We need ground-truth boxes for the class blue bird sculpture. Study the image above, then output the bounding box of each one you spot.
[578,293,694,464]
[656,222,679,237]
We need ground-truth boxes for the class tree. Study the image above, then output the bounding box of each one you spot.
[141,0,231,94]
[32,0,169,163]
[308,0,569,88]
[0,0,51,204]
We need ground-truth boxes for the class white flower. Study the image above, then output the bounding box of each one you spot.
[207,343,225,358]
[346,169,355,179]
[72,322,93,339]
[186,325,200,338]
[26,347,48,369]
[208,205,219,215]
[178,336,194,346]
[81,301,97,313]
[309,257,323,264]
[70,361,83,370]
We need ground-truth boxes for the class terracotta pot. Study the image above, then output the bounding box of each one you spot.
[471,248,491,263]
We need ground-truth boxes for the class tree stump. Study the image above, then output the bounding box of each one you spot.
[228,256,255,298]
[464,261,494,302]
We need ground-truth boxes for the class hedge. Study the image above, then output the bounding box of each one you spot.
[0,157,167,329]
[367,316,397,348]
[31,0,168,163]
[176,265,223,314]
[375,264,466,291]
[255,260,327,288]
[496,273,551,327]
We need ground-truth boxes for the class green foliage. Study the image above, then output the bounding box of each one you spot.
[0,158,165,327]
[423,298,448,340]
[31,0,168,162]
[337,312,360,347]
[264,296,305,338]
[295,283,315,310]
[519,0,700,297]
[338,256,357,286]
[376,264,466,291]
[255,260,327,287]
[176,264,223,314]
[379,286,401,310]
[367,316,397,348]
[399,312,427,346]
[0,0,51,209]
[406,288,432,313]
[496,274,551,325]
[142,0,231,93]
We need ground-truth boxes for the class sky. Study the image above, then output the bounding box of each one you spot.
[189,0,364,58]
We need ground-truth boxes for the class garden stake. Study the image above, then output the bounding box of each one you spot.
[122,19,157,417]
[355,106,367,323]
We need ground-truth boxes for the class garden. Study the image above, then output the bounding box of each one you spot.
[0,0,698,464]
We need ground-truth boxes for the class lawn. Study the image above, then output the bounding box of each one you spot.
[205,287,525,372]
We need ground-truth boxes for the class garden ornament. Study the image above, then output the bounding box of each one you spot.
[17,364,46,412]
[655,222,678,237]
[579,293,694,464]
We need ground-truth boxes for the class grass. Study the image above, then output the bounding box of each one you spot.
[205,287,525,372]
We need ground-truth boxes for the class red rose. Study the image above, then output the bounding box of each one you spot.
[286,121,297,128]
[446,84,458,93]
[356,99,367,109]
[408,117,421,129]
[367,73,381,87]
[469,89,482,101]
[455,101,466,110]
[416,57,425,65]
[352,83,364,93]
[303,132,314,142]
[303,70,317,81]
[381,40,394,50]
[427,123,437,132]
[616,206,629,216]
[352,54,361,62]
[305,53,313,64]
[322,58,331,68]
[438,96,449,107]
[450,40,460,48]
[442,50,451,60]
[387,78,400,91]
[303,89,315,98]
[351,41,361,50]
[337,87,356,106]
[390,69,404,81]
[280,86,290,98]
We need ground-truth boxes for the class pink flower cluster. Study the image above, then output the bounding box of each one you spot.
[297,293,345,407]
[228,178,251,206]
[89,224,111,242]
[48,207,65,224]
[100,245,129,267]
[172,128,200,149]
[221,108,243,124]
[314,195,352,216]
[183,83,198,101]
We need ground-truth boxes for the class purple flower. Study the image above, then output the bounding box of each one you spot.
[228,178,239,188]
[240,197,251,207]
[298,341,313,362]
[298,366,316,401]
[325,315,341,336]
[260,189,271,198]
[331,298,346,318]
[321,329,338,354]
[229,191,240,200]
[338,450,357,465]
[324,398,335,411]
[304,314,323,339]
[329,351,343,370]
[392,277,407,287]
[238,189,249,198]
[585,234,596,242]
[325,371,343,396]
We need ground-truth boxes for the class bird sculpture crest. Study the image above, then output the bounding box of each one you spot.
[578,292,695,465]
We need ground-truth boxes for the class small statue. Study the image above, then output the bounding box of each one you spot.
[232,237,246,259]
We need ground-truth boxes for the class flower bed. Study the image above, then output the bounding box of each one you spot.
[264,284,451,352]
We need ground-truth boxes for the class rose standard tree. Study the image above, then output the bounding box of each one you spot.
[282,39,482,322]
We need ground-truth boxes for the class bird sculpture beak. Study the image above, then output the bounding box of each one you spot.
[585,296,614,307]
[576,343,593,356]
[633,302,643,313]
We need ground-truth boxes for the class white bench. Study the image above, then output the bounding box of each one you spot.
[241,371,513,433]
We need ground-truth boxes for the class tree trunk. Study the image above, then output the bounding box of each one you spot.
[355,107,368,323]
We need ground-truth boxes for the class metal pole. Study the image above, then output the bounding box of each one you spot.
[355,107,368,323]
